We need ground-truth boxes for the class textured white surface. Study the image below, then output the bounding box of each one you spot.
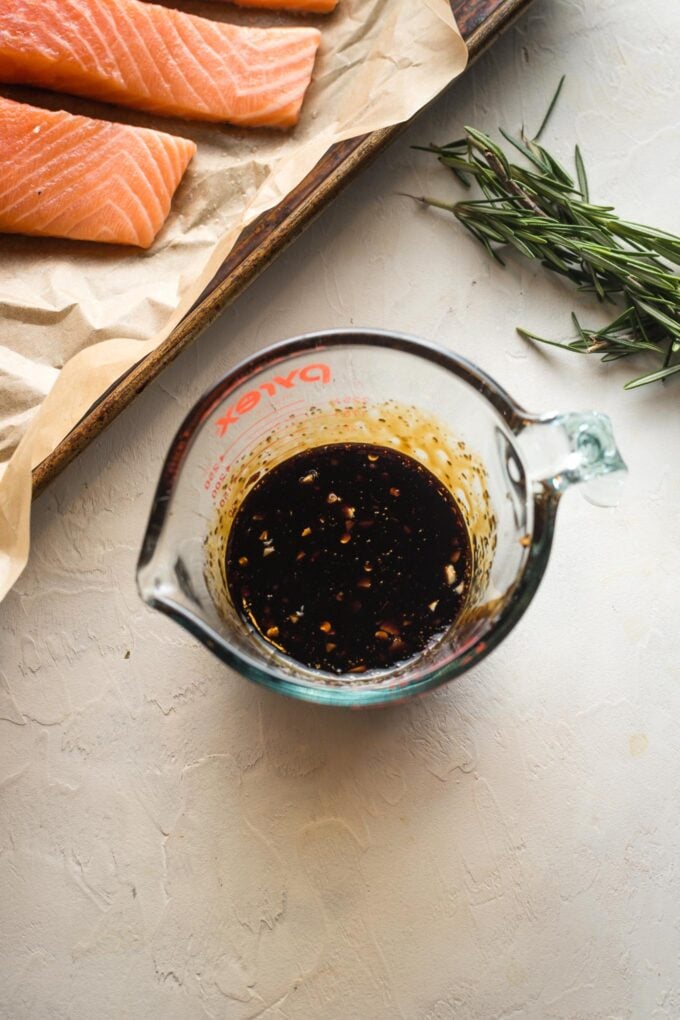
[2,1,680,1016]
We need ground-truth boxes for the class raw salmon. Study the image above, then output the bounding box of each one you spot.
[230,0,338,11]
[0,96,196,247]
[0,0,321,129]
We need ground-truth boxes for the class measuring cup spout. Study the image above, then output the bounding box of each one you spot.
[517,410,627,507]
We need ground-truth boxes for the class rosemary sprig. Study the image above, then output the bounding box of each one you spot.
[414,80,680,390]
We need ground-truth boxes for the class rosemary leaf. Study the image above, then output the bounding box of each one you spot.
[517,328,581,352]
[533,75,566,141]
[574,145,589,201]
[624,363,680,389]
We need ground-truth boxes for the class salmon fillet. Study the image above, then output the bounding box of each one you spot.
[230,0,338,11]
[0,0,321,128]
[0,96,196,247]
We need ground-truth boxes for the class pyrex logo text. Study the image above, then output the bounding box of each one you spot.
[215,363,331,436]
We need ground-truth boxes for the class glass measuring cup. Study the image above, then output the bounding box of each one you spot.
[137,329,626,707]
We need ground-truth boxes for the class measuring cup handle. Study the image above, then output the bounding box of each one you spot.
[516,410,628,507]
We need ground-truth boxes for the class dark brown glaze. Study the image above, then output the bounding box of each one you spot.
[226,444,472,673]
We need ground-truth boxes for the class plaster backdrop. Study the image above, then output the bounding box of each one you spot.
[1,0,679,1017]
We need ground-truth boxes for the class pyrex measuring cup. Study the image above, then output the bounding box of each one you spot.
[137,330,626,707]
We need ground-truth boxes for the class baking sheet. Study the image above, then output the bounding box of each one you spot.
[0,0,467,599]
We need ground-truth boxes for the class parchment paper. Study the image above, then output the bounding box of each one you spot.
[0,0,467,599]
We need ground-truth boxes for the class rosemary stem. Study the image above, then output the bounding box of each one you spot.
[415,86,680,391]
